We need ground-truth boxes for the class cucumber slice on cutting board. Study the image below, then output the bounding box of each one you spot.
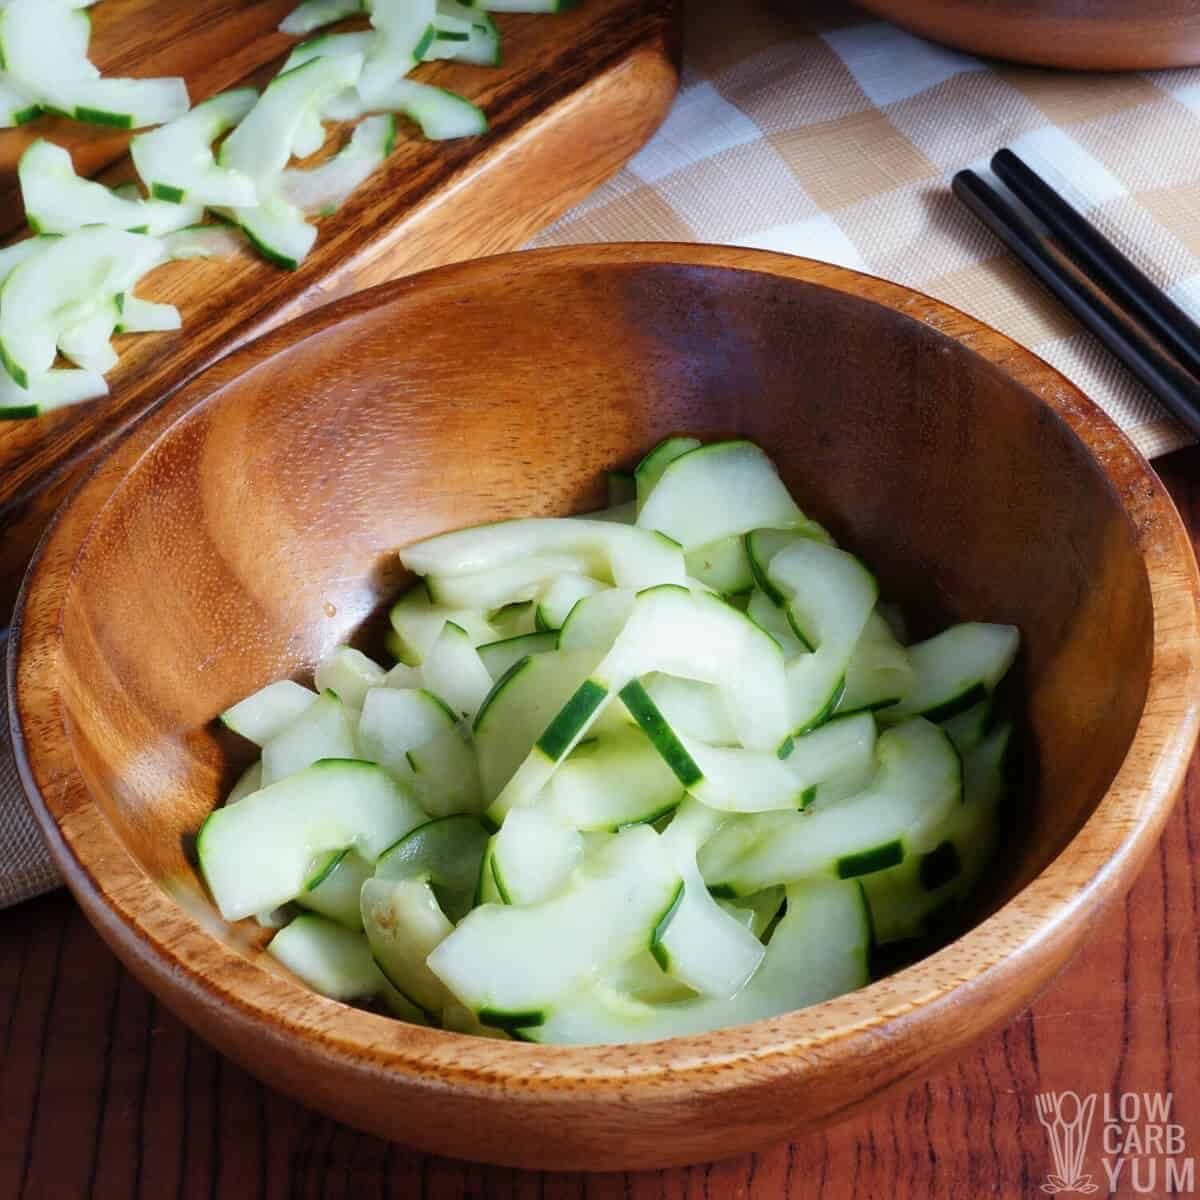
[281,114,395,215]
[0,368,107,419]
[280,0,366,36]
[198,758,426,920]
[131,88,259,208]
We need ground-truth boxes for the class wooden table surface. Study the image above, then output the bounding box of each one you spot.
[3,448,1198,1200]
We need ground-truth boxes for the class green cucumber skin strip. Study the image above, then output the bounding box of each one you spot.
[619,679,703,788]
[535,679,607,760]
[648,879,686,970]
[836,839,904,879]
[304,847,348,891]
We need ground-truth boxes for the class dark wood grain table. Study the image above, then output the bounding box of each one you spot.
[3,448,1198,1200]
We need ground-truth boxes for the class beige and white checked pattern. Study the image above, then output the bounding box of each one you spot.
[6,0,1200,907]
[534,0,1200,460]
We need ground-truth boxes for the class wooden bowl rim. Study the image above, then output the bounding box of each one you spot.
[9,243,1200,1100]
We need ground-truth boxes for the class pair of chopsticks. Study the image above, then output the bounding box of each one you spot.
[953,151,1200,437]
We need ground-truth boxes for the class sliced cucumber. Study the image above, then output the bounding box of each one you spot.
[747,587,808,659]
[745,525,834,604]
[0,74,41,128]
[768,540,877,735]
[636,441,807,551]
[699,718,960,895]
[315,645,386,708]
[405,724,482,817]
[219,679,318,745]
[0,227,165,387]
[942,698,992,754]
[388,584,496,665]
[282,113,395,215]
[427,553,593,611]
[490,600,536,640]
[198,758,426,920]
[556,588,634,653]
[57,299,118,372]
[361,875,454,1016]
[473,648,603,805]
[885,623,1019,722]
[423,11,501,67]
[297,848,373,929]
[115,296,181,334]
[838,611,913,715]
[684,535,754,595]
[535,573,604,631]
[280,0,366,36]
[356,0,436,109]
[375,814,489,921]
[260,688,357,785]
[162,223,249,261]
[490,808,582,905]
[634,435,700,511]
[0,366,108,419]
[401,519,686,594]
[641,674,737,746]
[268,913,383,1001]
[720,886,785,939]
[370,79,487,139]
[420,621,492,722]
[477,631,557,681]
[426,825,682,1026]
[547,726,683,831]
[522,878,870,1044]
[356,684,453,773]
[225,761,262,806]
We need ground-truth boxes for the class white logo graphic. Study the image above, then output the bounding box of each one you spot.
[1037,1091,1100,1194]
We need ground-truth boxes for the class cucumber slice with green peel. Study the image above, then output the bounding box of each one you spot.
[477,631,557,681]
[162,223,249,261]
[476,842,504,905]
[220,680,319,745]
[520,878,870,1045]
[684,535,754,595]
[268,913,384,1001]
[634,435,700,511]
[314,645,387,709]
[547,726,683,831]
[356,684,455,775]
[556,588,634,653]
[115,296,181,334]
[281,113,395,215]
[426,825,683,1026]
[219,53,363,268]
[535,573,605,631]
[402,519,686,595]
[884,623,1019,723]
[284,31,376,75]
[490,808,583,906]
[745,525,836,604]
[292,109,329,159]
[198,758,426,920]
[608,951,697,1005]
[130,88,259,208]
[372,78,488,139]
[719,886,785,939]
[356,0,436,109]
[280,0,366,35]
[260,689,356,785]
[490,600,536,640]
[297,848,373,929]
[636,441,808,551]
[606,471,636,507]
[642,674,738,746]
[747,587,808,659]
[941,698,992,754]
[423,19,501,67]
[699,718,960,896]
[388,584,496,665]
[0,237,52,286]
[474,648,604,806]
[70,77,190,130]
[420,621,493,722]
[427,553,593,610]
[800,718,879,810]
[838,611,913,715]
[57,300,118,372]
[375,814,489,922]
[0,76,41,128]
[406,725,483,817]
[0,227,165,387]
[383,660,423,689]
[225,761,262,806]
[768,540,877,734]
[361,875,455,1016]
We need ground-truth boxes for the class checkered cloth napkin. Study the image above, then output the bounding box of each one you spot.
[534,0,1200,460]
[6,0,1200,908]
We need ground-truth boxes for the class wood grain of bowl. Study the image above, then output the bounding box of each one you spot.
[9,244,1200,1171]
[852,0,1200,70]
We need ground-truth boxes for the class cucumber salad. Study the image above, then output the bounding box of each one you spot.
[198,438,1019,1045]
[0,0,568,419]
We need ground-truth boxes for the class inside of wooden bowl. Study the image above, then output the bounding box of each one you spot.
[55,258,1153,970]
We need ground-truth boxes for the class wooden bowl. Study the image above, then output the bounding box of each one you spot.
[10,245,1200,1171]
[851,0,1200,70]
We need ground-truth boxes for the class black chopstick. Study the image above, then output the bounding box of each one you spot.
[951,166,1200,438]
[991,148,1200,385]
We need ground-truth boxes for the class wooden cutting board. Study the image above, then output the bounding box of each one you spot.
[0,0,680,616]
